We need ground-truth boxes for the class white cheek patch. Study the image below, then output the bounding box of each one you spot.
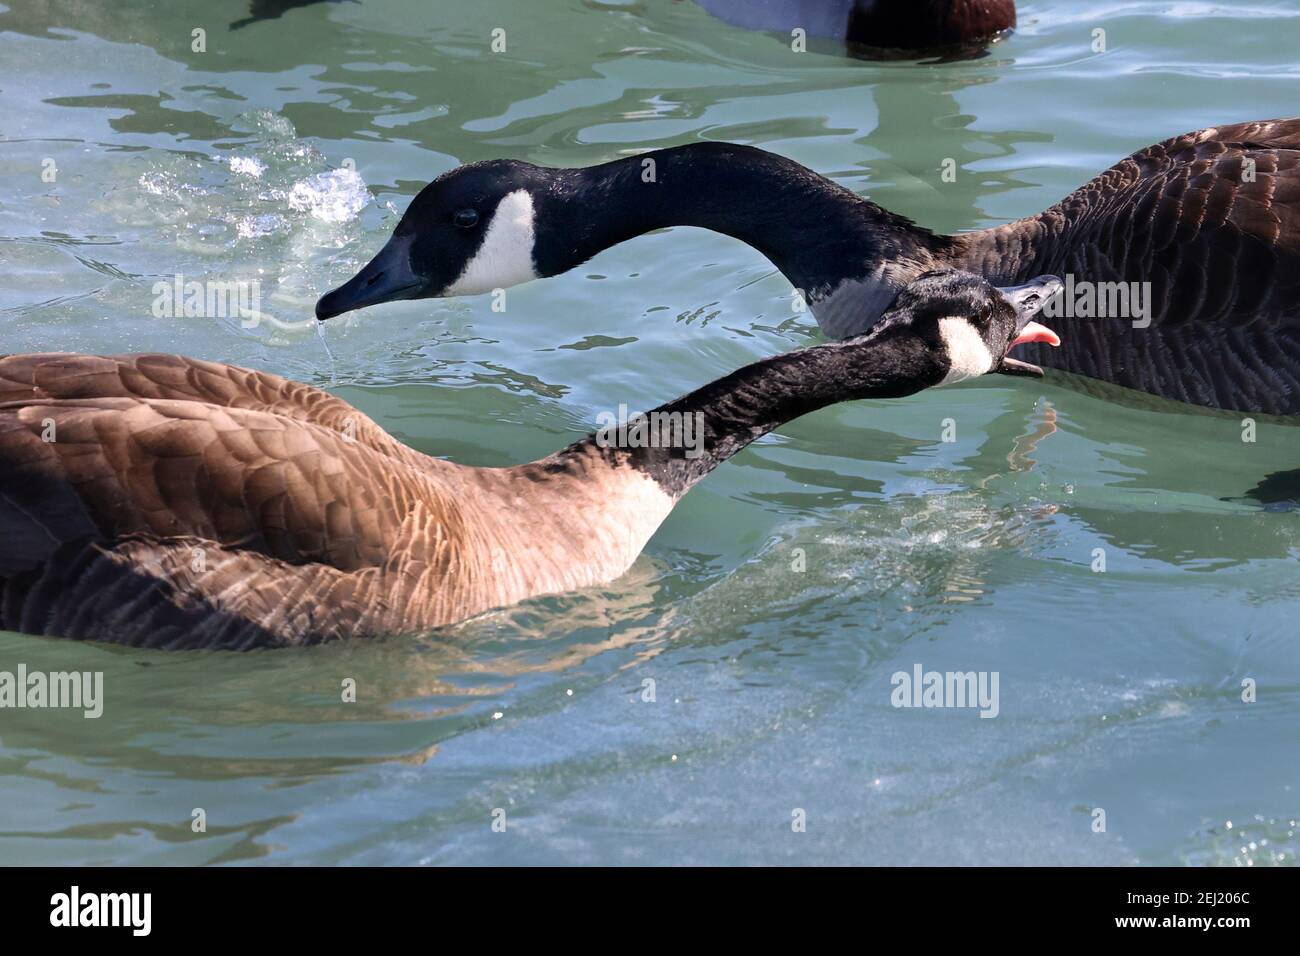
[445,189,539,295]
[937,317,995,385]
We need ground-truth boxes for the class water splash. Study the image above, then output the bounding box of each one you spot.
[1181,815,1298,866]
[315,320,338,384]
[136,110,371,243]
[287,168,370,223]
[228,155,267,178]
[122,109,377,339]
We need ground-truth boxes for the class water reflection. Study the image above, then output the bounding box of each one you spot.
[957,380,1300,569]
[230,0,353,31]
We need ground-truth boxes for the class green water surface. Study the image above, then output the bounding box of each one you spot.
[0,0,1297,865]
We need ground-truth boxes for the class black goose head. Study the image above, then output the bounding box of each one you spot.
[316,143,956,324]
[868,270,1062,383]
[316,159,552,321]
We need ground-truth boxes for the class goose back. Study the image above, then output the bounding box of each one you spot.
[953,118,1300,412]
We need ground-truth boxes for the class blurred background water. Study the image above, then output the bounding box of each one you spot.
[0,0,1297,865]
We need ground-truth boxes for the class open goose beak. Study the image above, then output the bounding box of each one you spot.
[995,276,1063,378]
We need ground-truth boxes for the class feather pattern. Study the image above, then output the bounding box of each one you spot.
[950,119,1300,412]
[0,354,675,648]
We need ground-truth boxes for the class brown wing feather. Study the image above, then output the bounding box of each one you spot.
[0,352,426,468]
[0,354,483,646]
[0,354,671,648]
[958,118,1300,413]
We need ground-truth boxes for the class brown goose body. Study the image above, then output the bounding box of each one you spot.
[950,119,1300,413]
[0,273,1058,649]
[319,118,1300,415]
[0,354,675,650]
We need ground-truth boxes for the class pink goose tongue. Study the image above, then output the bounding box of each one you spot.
[1011,321,1061,348]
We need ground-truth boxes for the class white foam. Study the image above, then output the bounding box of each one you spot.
[287,168,370,223]
[228,156,266,178]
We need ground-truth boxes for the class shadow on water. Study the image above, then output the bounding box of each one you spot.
[230,0,358,31]
[1232,469,1300,512]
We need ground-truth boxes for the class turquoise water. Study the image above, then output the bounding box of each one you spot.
[1,0,1298,865]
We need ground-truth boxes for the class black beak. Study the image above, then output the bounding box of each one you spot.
[316,234,421,321]
[995,275,1063,378]
[1000,275,1064,330]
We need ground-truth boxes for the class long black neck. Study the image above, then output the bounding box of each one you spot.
[537,143,945,302]
[564,328,945,498]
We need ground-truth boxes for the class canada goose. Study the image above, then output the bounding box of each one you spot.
[318,118,1300,415]
[692,0,1015,58]
[0,271,1058,650]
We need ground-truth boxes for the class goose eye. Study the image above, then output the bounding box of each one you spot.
[453,208,479,229]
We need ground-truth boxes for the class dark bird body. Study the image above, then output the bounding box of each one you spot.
[954,119,1300,412]
[693,0,1016,58]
